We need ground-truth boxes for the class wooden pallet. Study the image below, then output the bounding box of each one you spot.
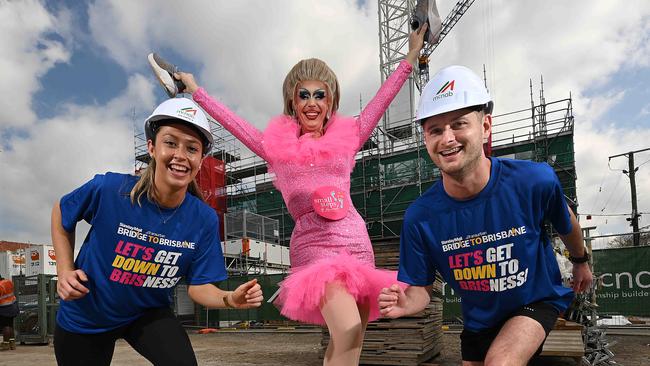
[540,320,584,359]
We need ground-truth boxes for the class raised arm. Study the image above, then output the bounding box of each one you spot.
[176,72,268,160]
[357,24,427,146]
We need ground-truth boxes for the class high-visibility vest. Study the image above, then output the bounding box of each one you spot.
[0,279,16,306]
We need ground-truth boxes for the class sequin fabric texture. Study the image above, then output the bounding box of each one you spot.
[193,60,413,268]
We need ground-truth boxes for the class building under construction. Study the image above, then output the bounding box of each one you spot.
[210,89,576,247]
[134,0,577,261]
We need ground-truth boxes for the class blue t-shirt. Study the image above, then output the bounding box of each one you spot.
[398,158,574,331]
[56,173,228,333]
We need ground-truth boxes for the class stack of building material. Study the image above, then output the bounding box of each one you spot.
[357,298,443,365]
[540,318,584,362]
[321,239,444,365]
[372,239,402,269]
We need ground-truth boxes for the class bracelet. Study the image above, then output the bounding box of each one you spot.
[568,251,590,264]
[223,294,235,309]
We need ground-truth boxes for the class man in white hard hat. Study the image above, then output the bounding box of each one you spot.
[379,65,592,365]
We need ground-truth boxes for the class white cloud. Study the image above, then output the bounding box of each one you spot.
[426,0,650,114]
[0,74,155,243]
[0,0,72,129]
[638,103,650,118]
[573,109,650,237]
[574,90,626,127]
[87,0,381,128]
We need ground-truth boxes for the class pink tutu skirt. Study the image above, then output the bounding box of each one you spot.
[274,252,406,326]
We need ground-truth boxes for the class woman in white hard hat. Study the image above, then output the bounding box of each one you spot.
[51,98,263,366]
[150,25,427,365]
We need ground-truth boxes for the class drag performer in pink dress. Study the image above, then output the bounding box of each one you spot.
[175,25,426,364]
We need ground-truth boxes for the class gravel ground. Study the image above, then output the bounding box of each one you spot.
[0,330,648,365]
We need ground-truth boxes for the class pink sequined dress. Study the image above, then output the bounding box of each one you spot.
[193,60,412,325]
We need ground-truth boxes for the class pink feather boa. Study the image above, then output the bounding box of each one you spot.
[262,114,360,168]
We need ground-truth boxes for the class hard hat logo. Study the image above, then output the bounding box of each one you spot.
[432,80,455,102]
[177,107,197,121]
[436,80,455,95]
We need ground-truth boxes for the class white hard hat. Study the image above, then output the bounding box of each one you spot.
[416,65,492,123]
[144,98,213,153]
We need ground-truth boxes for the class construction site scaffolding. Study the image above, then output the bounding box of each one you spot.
[210,3,576,248]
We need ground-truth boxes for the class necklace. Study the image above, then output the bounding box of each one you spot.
[155,198,184,224]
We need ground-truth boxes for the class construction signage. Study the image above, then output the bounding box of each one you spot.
[440,282,462,321]
[26,245,57,276]
[593,245,650,316]
[0,250,26,278]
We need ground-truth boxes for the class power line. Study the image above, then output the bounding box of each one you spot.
[581,212,650,217]
[599,173,622,212]
[607,158,626,172]
[609,187,630,213]
[637,156,650,168]
[589,169,610,213]
[609,147,650,246]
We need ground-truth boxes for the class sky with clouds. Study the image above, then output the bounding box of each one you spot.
[1,0,649,248]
